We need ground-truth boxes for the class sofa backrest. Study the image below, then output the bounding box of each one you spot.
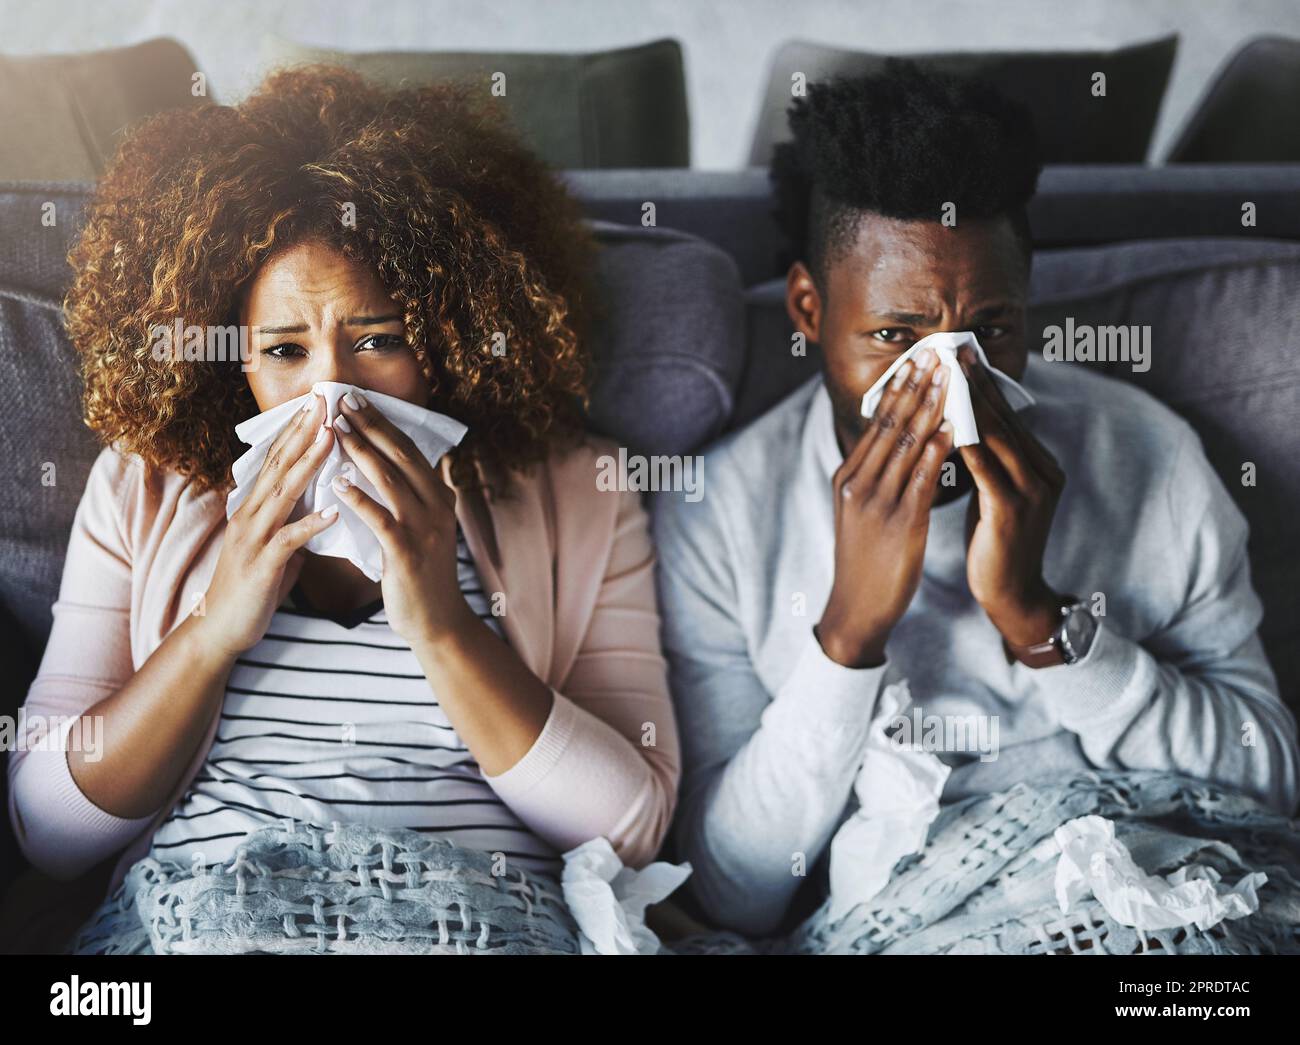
[565,165,1300,288]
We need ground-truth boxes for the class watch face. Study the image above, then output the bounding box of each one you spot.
[1062,606,1097,662]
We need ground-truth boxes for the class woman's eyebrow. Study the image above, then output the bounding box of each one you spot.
[344,314,403,326]
[253,315,402,335]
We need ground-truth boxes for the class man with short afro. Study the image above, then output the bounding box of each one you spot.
[653,60,1298,939]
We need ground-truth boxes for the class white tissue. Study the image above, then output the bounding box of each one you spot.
[827,679,952,923]
[226,381,467,582]
[560,837,693,955]
[1051,815,1267,933]
[860,330,1035,447]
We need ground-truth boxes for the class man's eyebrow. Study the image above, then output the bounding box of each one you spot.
[876,304,1017,325]
[253,314,403,335]
[969,304,1018,322]
[880,310,936,325]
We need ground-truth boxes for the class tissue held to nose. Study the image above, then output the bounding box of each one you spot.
[226,381,467,581]
[860,330,1034,448]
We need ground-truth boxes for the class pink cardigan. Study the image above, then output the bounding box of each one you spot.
[8,437,680,896]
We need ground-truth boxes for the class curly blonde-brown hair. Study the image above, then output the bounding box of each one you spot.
[64,64,595,496]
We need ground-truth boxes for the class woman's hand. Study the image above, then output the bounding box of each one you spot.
[201,394,341,658]
[329,391,475,644]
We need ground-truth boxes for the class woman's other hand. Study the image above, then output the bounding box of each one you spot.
[329,391,473,644]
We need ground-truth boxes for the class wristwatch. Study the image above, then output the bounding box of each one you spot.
[1005,595,1098,668]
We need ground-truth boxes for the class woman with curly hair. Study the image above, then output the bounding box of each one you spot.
[7,66,680,954]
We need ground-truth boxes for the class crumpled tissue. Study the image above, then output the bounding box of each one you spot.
[827,679,952,923]
[860,330,1035,447]
[1048,814,1267,932]
[561,837,693,955]
[226,381,467,581]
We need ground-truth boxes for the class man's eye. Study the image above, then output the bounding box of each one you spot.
[261,343,304,359]
[357,334,405,352]
[974,325,1009,340]
[872,328,912,344]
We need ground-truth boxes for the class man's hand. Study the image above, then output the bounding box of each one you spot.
[956,345,1066,646]
[817,347,954,668]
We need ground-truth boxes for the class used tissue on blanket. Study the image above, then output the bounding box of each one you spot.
[827,679,952,923]
[860,330,1035,447]
[561,837,692,955]
[226,382,467,582]
[1051,815,1267,932]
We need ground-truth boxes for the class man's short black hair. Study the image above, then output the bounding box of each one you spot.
[771,59,1044,283]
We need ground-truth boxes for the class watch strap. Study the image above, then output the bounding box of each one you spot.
[1004,593,1081,668]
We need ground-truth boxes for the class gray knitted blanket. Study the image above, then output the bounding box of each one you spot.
[65,770,1300,955]
[671,769,1300,955]
[67,821,580,954]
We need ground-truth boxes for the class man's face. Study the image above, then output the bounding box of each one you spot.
[786,211,1030,460]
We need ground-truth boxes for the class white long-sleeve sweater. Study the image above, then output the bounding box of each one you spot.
[652,357,1300,938]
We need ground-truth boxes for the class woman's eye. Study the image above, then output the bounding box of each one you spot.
[974,325,1009,341]
[357,334,405,352]
[261,343,304,359]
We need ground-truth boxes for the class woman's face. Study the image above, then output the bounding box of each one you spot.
[241,239,428,411]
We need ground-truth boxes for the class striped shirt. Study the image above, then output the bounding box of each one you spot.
[147,526,563,878]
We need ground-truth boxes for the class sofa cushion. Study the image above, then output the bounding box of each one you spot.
[566,166,1300,289]
[0,38,204,181]
[1028,239,1300,707]
[260,36,690,169]
[750,36,1177,166]
[742,238,1300,708]
[0,184,742,668]
[0,185,97,663]
[585,221,743,457]
[1167,36,1300,163]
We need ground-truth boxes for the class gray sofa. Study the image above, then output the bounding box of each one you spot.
[2,166,1299,926]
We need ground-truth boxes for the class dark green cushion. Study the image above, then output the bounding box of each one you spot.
[0,37,204,181]
[1167,36,1300,162]
[750,35,1177,165]
[261,36,689,169]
